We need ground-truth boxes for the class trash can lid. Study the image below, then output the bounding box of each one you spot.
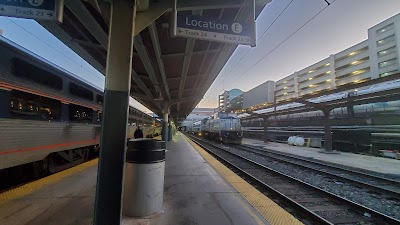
[126,139,165,163]
[128,138,165,150]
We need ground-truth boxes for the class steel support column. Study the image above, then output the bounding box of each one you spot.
[323,110,332,152]
[263,117,269,143]
[168,122,172,141]
[94,1,136,224]
[162,107,169,141]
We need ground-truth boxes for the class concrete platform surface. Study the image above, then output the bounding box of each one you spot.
[243,138,400,176]
[0,134,279,225]
[123,133,270,225]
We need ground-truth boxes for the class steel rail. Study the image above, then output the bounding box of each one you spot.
[242,144,400,187]
[185,133,400,225]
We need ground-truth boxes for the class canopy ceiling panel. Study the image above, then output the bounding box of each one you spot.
[39,0,271,121]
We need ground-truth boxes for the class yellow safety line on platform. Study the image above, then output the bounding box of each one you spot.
[0,159,98,205]
[185,136,304,225]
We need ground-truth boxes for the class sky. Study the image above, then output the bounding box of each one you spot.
[199,0,400,108]
[0,0,399,112]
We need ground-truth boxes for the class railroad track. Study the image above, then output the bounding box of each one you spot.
[237,144,400,199]
[186,133,400,225]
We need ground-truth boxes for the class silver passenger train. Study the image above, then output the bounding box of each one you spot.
[0,36,160,176]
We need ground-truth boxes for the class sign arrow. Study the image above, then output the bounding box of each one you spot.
[0,1,58,21]
[175,12,255,46]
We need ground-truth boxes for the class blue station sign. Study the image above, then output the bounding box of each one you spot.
[0,0,60,20]
[175,10,256,46]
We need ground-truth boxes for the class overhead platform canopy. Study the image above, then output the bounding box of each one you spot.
[38,0,270,120]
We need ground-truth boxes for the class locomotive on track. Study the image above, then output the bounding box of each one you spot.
[187,112,242,144]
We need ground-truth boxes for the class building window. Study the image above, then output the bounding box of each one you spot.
[336,67,370,79]
[380,70,398,78]
[378,58,398,69]
[377,46,396,57]
[376,23,394,35]
[11,58,63,90]
[336,57,369,71]
[377,34,395,46]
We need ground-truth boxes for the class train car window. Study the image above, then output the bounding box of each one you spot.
[69,83,94,101]
[69,104,93,123]
[96,95,103,104]
[9,90,61,121]
[11,58,63,90]
[96,111,102,122]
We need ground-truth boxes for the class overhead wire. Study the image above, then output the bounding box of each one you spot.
[202,0,295,104]
[229,0,295,73]
[6,18,153,111]
[228,0,336,87]
[5,18,105,81]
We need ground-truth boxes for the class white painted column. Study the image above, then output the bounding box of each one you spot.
[367,27,380,79]
[329,54,336,89]
[293,72,299,98]
[394,20,400,68]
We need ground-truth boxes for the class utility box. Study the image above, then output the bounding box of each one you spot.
[123,139,166,217]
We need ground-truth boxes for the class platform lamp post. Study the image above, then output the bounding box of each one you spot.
[161,98,198,141]
[161,104,170,142]
[263,116,269,143]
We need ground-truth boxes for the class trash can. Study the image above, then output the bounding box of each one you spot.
[123,138,166,217]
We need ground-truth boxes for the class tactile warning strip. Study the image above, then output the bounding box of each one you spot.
[185,136,304,225]
[0,159,98,205]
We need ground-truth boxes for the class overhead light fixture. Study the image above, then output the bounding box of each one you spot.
[154,92,164,101]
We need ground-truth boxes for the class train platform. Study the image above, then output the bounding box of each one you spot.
[0,133,303,225]
[242,138,400,177]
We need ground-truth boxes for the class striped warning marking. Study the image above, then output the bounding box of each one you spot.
[185,136,304,225]
[0,159,98,205]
